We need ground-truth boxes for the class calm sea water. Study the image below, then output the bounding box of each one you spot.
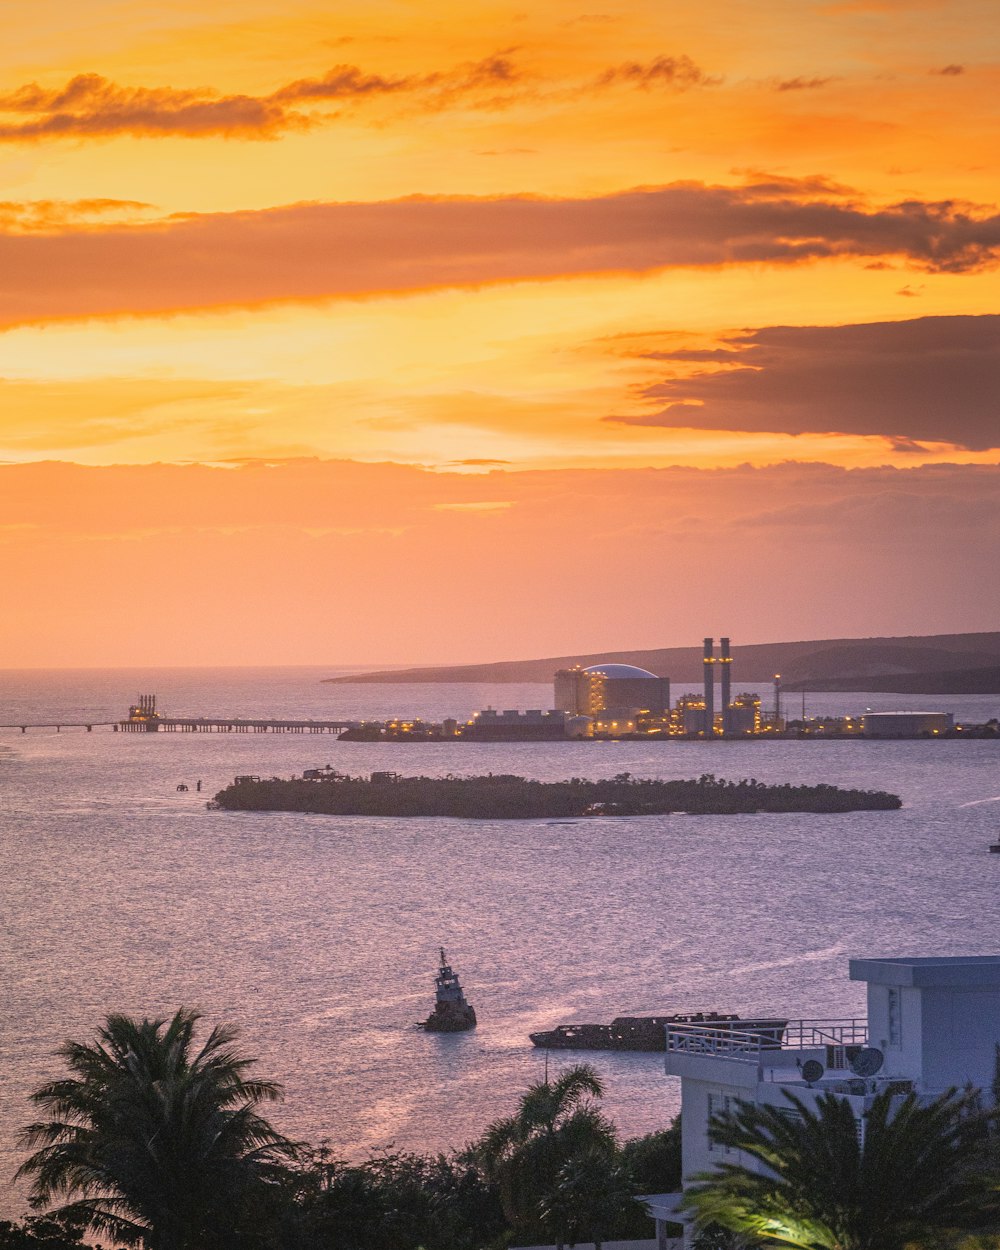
[1,667,999,1213]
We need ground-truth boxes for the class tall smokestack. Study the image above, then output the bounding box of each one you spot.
[720,637,732,734]
[703,637,715,737]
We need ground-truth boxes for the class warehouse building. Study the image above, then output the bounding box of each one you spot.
[861,710,954,737]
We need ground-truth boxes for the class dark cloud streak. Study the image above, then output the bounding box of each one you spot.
[0,52,532,142]
[0,47,721,143]
[2,183,1000,325]
[775,76,835,91]
[0,74,306,139]
[609,315,1000,450]
[270,65,416,102]
[595,54,719,90]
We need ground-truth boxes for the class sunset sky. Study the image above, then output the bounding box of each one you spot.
[1,0,998,666]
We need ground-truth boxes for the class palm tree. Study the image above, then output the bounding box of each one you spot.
[682,1085,1000,1250]
[541,1146,635,1250]
[17,1009,296,1250]
[475,1063,619,1246]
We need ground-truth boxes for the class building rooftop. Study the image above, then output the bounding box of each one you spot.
[850,955,1000,987]
[583,663,661,680]
[863,710,950,717]
[664,1017,869,1089]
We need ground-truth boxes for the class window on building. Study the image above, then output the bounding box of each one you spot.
[887,987,902,1047]
[707,1093,735,1154]
[707,1094,719,1152]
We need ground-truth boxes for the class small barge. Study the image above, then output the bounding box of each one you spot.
[419,949,477,1033]
[530,1013,788,1052]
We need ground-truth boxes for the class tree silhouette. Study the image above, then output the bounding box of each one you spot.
[541,1146,635,1250]
[475,1064,618,1246]
[17,1010,295,1250]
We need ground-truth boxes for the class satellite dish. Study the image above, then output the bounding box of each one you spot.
[850,1047,885,1077]
[801,1059,825,1085]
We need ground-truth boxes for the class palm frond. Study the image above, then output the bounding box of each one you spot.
[17,1008,295,1248]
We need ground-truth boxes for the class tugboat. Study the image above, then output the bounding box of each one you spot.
[419,949,477,1032]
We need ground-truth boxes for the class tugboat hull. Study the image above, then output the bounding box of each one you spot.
[423,1003,478,1033]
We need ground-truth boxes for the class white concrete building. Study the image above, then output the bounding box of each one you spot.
[646,956,1000,1247]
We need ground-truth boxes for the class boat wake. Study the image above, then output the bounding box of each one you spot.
[959,796,1000,808]
[729,942,846,976]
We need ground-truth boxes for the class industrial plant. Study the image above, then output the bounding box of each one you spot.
[550,637,767,739]
[103,638,985,745]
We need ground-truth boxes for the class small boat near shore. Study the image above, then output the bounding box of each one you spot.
[418,949,477,1033]
[529,1013,788,1052]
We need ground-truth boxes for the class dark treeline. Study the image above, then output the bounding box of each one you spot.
[4,1006,680,1250]
[2,1126,678,1250]
[214,771,902,818]
[14,1010,999,1250]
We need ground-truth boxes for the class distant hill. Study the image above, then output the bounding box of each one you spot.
[784,665,1000,695]
[324,631,1000,691]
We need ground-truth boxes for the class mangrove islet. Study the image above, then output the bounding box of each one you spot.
[212,771,902,818]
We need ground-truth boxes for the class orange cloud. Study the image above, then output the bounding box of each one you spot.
[0,51,536,144]
[594,54,719,90]
[774,76,836,92]
[0,197,155,230]
[2,183,999,325]
[269,65,418,102]
[0,74,304,140]
[0,43,735,147]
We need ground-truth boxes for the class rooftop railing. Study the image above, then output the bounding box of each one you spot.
[666,1018,868,1066]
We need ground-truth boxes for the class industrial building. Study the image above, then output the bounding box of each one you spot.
[554,663,670,717]
[674,694,710,736]
[553,642,768,737]
[463,708,573,741]
[649,954,1000,1247]
[728,692,762,734]
[666,637,764,737]
[861,710,954,737]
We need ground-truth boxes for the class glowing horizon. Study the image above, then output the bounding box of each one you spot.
[1,0,998,664]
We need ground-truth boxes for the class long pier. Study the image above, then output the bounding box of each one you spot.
[120,717,356,734]
[0,718,356,735]
[115,695,355,734]
[1,693,357,735]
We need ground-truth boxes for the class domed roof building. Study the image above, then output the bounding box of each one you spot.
[583,663,660,680]
[555,662,670,717]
